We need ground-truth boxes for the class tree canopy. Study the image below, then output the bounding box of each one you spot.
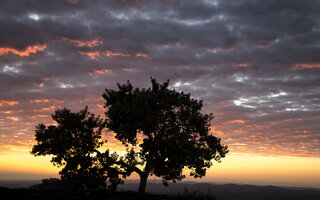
[31,107,123,190]
[103,78,228,193]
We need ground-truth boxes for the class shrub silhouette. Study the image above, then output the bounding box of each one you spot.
[103,78,228,193]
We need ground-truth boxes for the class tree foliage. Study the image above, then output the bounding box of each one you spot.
[31,107,122,190]
[103,78,228,193]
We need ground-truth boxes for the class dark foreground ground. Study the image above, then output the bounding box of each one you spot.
[1,180,320,200]
[0,187,214,200]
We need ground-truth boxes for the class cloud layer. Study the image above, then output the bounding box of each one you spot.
[0,0,319,157]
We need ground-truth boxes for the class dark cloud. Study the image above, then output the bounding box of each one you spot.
[0,0,319,157]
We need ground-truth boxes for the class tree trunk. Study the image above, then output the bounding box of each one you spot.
[138,173,149,194]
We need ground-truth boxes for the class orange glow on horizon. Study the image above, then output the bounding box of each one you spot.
[0,149,319,188]
[204,154,320,188]
[0,153,59,176]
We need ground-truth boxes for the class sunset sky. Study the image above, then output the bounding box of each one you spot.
[0,0,319,188]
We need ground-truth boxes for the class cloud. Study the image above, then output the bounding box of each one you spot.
[0,100,19,106]
[0,0,319,157]
[54,37,103,48]
[0,44,46,57]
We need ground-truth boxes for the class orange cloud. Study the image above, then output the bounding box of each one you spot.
[283,118,302,122]
[79,49,149,60]
[292,135,309,138]
[96,104,104,108]
[88,69,112,75]
[104,51,130,57]
[136,52,149,58]
[292,63,320,69]
[233,129,245,134]
[29,99,64,104]
[226,137,235,141]
[121,68,137,72]
[31,115,50,119]
[2,110,13,114]
[42,77,52,81]
[55,37,103,47]
[79,51,100,60]
[33,106,56,112]
[231,63,251,67]
[6,116,20,121]
[209,126,226,136]
[0,44,46,57]
[0,100,19,106]
[227,120,246,124]
[30,99,50,103]
[96,104,105,111]
[104,51,150,58]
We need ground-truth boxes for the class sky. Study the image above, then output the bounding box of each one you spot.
[0,0,320,188]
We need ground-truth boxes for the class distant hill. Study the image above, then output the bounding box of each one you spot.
[0,180,41,188]
[1,180,320,200]
[118,181,320,200]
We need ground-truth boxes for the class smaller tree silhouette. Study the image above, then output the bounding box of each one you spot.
[31,107,123,190]
[103,78,228,193]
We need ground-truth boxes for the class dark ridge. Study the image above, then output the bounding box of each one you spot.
[118,181,320,200]
[0,180,41,189]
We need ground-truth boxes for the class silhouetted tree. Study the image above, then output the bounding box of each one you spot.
[102,78,228,193]
[31,107,123,190]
